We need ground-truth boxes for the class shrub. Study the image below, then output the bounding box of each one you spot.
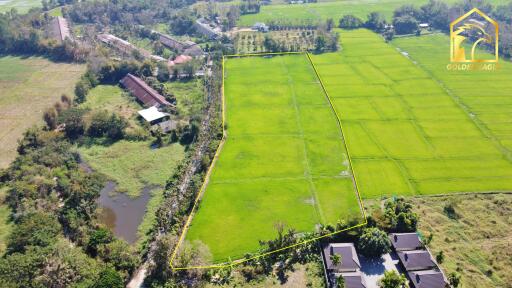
[339,15,364,29]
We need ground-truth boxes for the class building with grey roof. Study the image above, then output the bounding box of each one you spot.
[407,270,448,288]
[397,250,436,271]
[338,271,367,288]
[389,233,423,251]
[323,243,361,273]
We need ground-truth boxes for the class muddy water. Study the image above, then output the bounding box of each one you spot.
[97,182,156,244]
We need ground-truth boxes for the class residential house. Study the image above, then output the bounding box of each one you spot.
[397,250,437,271]
[389,233,423,251]
[407,270,448,288]
[252,22,269,32]
[120,73,172,107]
[168,54,193,67]
[98,34,165,62]
[323,243,367,288]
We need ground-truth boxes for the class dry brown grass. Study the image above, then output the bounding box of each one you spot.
[409,193,512,288]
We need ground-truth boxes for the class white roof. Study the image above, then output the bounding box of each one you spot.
[138,106,169,122]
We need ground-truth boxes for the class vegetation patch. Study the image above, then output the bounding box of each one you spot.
[78,140,185,198]
[185,54,363,263]
[410,193,512,288]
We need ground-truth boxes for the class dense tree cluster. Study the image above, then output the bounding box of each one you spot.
[0,128,138,287]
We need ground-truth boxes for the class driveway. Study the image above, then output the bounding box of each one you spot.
[359,252,400,288]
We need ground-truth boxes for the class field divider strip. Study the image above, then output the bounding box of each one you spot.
[279,54,326,224]
[305,52,368,222]
[170,52,368,270]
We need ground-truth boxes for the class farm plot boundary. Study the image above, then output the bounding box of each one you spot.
[169,52,367,270]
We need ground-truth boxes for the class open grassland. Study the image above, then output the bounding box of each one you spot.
[0,0,40,13]
[164,79,204,118]
[78,140,185,198]
[310,29,512,199]
[185,54,363,263]
[0,56,85,168]
[410,193,512,288]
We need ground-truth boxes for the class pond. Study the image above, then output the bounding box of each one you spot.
[97,181,156,244]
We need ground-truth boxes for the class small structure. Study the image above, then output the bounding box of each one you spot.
[389,233,423,251]
[137,106,176,133]
[120,73,172,107]
[397,250,436,271]
[407,270,448,288]
[252,22,269,32]
[323,243,361,273]
[168,54,193,67]
[195,18,222,39]
[419,23,430,29]
[50,16,72,43]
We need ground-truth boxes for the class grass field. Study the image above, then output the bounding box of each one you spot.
[410,194,512,288]
[78,140,185,198]
[310,29,512,198]
[234,30,317,54]
[238,0,509,26]
[185,54,363,263]
[0,56,85,168]
[0,0,40,13]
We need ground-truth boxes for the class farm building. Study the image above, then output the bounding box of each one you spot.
[252,22,269,32]
[120,73,172,107]
[50,16,72,43]
[168,55,193,67]
[137,106,176,133]
[195,18,222,39]
[155,31,204,57]
[97,34,166,62]
[389,233,423,251]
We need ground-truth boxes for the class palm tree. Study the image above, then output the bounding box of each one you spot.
[330,254,342,266]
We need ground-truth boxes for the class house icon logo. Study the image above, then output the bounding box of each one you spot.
[450,8,498,63]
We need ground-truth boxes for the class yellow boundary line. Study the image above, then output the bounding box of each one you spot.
[169,51,367,270]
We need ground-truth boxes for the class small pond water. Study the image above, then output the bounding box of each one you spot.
[97,182,156,244]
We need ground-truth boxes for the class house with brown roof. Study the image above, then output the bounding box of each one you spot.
[168,55,193,67]
[389,233,423,251]
[397,250,437,271]
[407,270,448,288]
[120,73,172,107]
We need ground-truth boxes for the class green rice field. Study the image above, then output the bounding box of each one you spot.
[185,54,363,263]
[0,0,41,13]
[238,0,508,26]
[311,29,512,198]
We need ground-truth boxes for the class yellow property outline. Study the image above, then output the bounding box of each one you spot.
[169,51,367,270]
[450,7,499,63]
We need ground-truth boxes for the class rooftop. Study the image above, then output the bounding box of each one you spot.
[340,271,367,288]
[408,270,448,288]
[389,233,422,251]
[120,74,172,107]
[323,243,361,272]
[137,106,169,122]
[397,250,436,271]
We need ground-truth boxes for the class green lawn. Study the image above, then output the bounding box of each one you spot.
[310,29,512,198]
[164,79,204,118]
[185,54,363,263]
[78,140,185,198]
[0,56,85,168]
